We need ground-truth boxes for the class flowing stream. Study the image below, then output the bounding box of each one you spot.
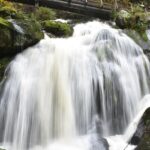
[0,21,150,150]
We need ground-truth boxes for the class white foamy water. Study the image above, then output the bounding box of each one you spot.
[146,30,150,40]
[0,21,150,150]
[107,94,150,150]
[54,19,71,23]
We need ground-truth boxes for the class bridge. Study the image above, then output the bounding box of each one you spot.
[10,0,113,20]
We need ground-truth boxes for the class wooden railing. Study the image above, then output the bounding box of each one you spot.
[10,0,113,19]
[46,0,113,9]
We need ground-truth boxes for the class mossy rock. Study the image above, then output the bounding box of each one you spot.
[0,1,44,57]
[134,108,150,150]
[0,57,11,81]
[142,108,150,127]
[136,108,150,150]
[42,20,73,37]
[114,6,149,41]
[0,17,44,57]
[15,18,44,46]
[0,17,14,56]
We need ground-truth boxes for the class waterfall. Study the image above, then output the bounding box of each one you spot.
[0,21,150,150]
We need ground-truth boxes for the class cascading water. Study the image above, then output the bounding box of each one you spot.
[0,21,150,150]
[146,29,150,40]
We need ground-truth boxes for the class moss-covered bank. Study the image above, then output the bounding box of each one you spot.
[0,0,74,58]
[0,0,45,57]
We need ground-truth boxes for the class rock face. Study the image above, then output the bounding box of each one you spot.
[130,108,150,150]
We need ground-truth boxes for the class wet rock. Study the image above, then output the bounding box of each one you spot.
[135,108,150,150]
[130,108,150,149]
[130,121,145,145]
[115,10,130,29]
[90,135,109,150]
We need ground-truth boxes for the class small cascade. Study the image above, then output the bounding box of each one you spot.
[0,21,150,150]
[146,30,150,40]
[8,19,24,34]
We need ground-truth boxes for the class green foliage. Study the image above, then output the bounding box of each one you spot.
[34,7,56,21]
[0,0,17,18]
[42,20,73,37]
[114,3,149,41]
[133,21,148,41]
[130,4,144,15]
[0,17,12,27]
[0,18,14,50]
[17,18,44,41]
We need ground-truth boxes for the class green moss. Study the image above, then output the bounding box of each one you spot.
[42,20,73,37]
[0,57,11,81]
[0,17,13,53]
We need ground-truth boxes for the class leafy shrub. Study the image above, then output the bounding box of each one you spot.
[34,7,56,21]
[0,0,17,18]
